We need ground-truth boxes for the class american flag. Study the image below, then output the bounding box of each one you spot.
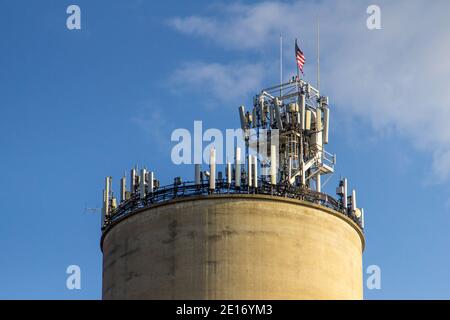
[295,39,305,74]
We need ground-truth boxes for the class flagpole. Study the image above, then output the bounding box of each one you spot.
[295,38,299,81]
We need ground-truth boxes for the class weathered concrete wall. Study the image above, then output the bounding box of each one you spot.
[102,195,364,300]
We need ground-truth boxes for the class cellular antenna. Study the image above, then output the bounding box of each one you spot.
[99,30,366,301]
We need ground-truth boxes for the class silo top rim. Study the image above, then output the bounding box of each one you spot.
[100,194,365,252]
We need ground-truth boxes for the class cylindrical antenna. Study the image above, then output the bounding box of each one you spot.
[352,189,357,212]
[130,168,137,195]
[235,147,241,188]
[239,106,247,130]
[259,96,266,126]
[316,108,322,132]
[195,164,201,185]
[140,169,147,199]
[209,148,216,191]
[226,161,232,185]
[361,208,365,229]
[120,175,126,203]
[105,176,111,217]
[247,154,253,187]
[148,171,154,193]
[111,197,117,210]
[323,106,329,144]
[270,144,277,185]
[305,110,312,130]
[343,178,348,209]
[252,155,258,188]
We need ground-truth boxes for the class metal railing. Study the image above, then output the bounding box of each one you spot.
[103,179,363,230]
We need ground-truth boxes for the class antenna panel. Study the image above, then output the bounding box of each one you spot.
[323,107,329,144]
[235,147,241,188]
[305,110,312,130]
[239,106,246,130]
[209,149,216,190]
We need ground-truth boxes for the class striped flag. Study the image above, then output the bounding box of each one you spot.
[295,39,305,74]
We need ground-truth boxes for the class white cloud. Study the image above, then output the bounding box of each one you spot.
[131,104,173,149]
[168,1,318,51]
[168,0,450,181]
[170,61,268,105]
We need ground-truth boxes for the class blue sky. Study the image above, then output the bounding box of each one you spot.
[0,0,449,299]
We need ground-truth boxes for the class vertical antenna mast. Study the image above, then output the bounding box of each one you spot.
[280,34,283,96]
[317,16,320,92]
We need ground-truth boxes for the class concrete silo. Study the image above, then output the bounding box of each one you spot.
[100,77,365,300]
